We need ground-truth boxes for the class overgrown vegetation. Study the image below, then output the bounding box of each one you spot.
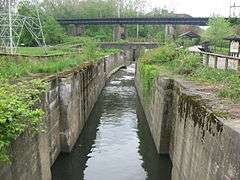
[0,80,47,162]
[1,38,118,78]
[0,37,119,163]
[139,44,240,103]
[138,63,159,95]
[138,43,177,94]
[190,68,240,102]
[214,47,229,55]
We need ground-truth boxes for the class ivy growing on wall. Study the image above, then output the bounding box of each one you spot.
[138,62,159,96]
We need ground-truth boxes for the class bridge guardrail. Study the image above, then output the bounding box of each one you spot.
[57,17,211,26]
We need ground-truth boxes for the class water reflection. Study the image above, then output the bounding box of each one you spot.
[136,98,172,180]
[51,64,172,180]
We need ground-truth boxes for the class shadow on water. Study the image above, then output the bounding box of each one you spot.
[136,98,172,180]
[51,64,172,180]
[51,96,104,180]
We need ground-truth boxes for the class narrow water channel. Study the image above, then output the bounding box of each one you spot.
[51,64,172,180]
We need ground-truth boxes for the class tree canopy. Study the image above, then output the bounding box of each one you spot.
[38,0,177,41]
[16,0,203,44]
[202,17,234,47]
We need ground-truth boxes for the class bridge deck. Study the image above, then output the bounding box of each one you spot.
[58,17,211,26]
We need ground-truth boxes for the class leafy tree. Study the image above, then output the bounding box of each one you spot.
[202,17,234,48]
[42,15,66,45]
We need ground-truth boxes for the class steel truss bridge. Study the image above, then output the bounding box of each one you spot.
[57,17,214,26]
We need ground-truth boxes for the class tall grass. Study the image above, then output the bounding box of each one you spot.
[0,38,120,80]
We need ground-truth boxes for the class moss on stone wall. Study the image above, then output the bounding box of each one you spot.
[178,92,224,143]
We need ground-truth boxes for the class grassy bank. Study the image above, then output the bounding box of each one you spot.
[0,49,118,80]
[139,43,240,103]
[0,37,119,163]
[0,38,119,80]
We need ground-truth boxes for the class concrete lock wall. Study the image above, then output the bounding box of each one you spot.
[0,51,132,180]
[98,42,159,62]
[135,64,240,180]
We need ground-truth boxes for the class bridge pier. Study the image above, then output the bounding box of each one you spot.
[113,25,127,41]
[67,24,85,36]
[165,24,176,39]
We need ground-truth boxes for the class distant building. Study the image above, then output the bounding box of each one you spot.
[178,31,200,47]
[178,31,200,39]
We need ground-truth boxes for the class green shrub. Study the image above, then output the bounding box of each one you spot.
[82,38,98,60]
[0,80,47,162]
[141,43,177,64]
[138,62,159,95]
[138,43,177,97]
[175,50,202,75]
[0,58,30,80]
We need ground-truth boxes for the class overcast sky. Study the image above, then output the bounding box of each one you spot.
[146,0,240,17]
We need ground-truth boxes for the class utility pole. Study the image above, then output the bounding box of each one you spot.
[117,0,121,18]
[137,11,139,39]
[34,0,47,54]
[230,0,232,17]
[230,1,240,17]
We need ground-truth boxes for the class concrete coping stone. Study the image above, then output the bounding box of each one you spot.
[201,51,240,61]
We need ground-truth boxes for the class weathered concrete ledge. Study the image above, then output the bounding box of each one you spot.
[201,52,240,72]
[0,51,132,180]
[135,64,240,180]
[99,42,159,62]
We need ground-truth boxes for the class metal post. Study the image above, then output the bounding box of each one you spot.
[230,1,240,17]
[136,11,139,39]
[137,24,139,39]
[35,2,47,54]
[117,0,121,18]
[230,0,232,17]
[8,0,14,54]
